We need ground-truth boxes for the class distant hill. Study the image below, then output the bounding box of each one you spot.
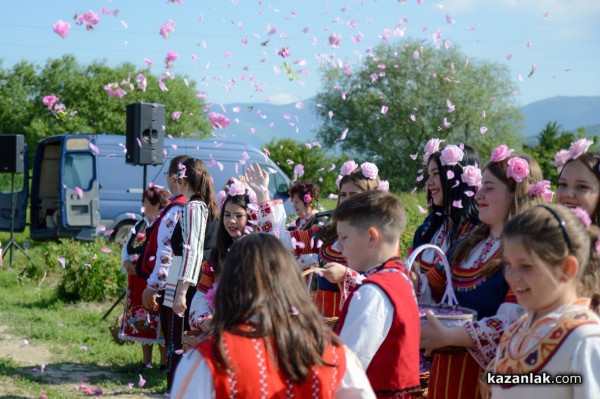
[522,96,600,138]
[210,95,600,148]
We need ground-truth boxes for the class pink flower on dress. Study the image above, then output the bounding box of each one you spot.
[228,179,246,196]
[423,138,444,165]
[52,20,71,38]
[377,180,390,191]
[528,180,554,202]
[569,207,591,227]
[551,149,570,173]
[440,145,464,166]
[461,165,482,188]
[360,162,379,179]
[208,112,230,129]
[490,145,514,163]
[506,157,529,183]
[340,160,358,176]
[568,138,594,160]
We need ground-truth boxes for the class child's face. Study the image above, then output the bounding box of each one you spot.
[336,221,372,271]
[426,159,443,207]
[476,169,513,230]
[223,202,248,239]
[503,237,573,320]
[556,160,600,218]
[339,181,364,204]
[142,198,161,220]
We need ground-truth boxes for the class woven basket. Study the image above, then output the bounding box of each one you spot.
[108,311,127,345]
[183,330,203,352]
[406,244,477,354]
[301,267,339,330]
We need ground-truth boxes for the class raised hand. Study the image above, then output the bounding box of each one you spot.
[244,163,270,202]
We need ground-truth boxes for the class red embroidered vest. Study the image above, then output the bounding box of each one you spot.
[337,258,421,397]
[136,195,187,279]
[198,329,347,398]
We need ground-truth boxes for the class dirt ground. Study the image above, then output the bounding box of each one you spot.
[0,325,160,398]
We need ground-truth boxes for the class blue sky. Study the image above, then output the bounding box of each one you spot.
[2,0,599,107]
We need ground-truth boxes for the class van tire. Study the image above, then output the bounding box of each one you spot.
[112,222,135,245]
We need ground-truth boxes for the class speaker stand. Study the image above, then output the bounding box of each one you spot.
[2,173,31,266]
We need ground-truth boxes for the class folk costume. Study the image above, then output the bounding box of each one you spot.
[119,217,163,344]
[336,257,421,399]
[171,324,376,399]
[489,298,600,399]
[425,235,524,399]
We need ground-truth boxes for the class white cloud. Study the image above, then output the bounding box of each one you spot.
[266,92,298,105]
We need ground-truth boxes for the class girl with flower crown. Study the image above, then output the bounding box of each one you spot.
[412,140,481,302]
[420,147,550,399]
[289,180,323,231]
[188,176,275,334]
[487,204,600,398]
[244,161,388,318]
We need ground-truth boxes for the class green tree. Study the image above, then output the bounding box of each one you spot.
[0,55,210,160]
[265,138,348,196]
[523,122,575,183]
[314,39,523,190]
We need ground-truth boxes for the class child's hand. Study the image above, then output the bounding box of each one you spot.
[244,163,270,202]
[420,311,447,356]
[322,262,347,283]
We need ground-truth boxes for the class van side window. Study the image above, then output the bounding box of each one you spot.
[64,153,94,190]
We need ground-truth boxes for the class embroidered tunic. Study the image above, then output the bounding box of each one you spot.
[171,328,376,399]
[337,258,421,398]
[490,298,600,399]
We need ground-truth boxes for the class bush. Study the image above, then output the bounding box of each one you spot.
[41,239,126,302]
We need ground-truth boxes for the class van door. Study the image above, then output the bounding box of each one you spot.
[0,149,28,233]
[61,138,100,228]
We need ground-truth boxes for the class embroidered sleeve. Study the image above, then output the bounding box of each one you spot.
[147,205,182,290]
[179,201,209,285]
[340,268,366,310]
[189,289,214,332]
[465,302,525,368]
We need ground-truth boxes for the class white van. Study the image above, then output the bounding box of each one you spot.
[29,134,292,242]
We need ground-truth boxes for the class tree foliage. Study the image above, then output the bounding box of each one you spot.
[265,138,348,196]
[0,55,210,160]
[314,39,524,190]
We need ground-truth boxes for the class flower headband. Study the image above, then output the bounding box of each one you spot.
[551,138,594,173]
[337,160,388,190]
[422,139,481,188]
[490,145,529,184]
[528,180,554,202]
[216,178,258,212]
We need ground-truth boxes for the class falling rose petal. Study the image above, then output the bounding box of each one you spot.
[174,349,184,355]
[452,200,463,208]
[506,54,513,61]
[339,128,349,141]
[452,180,460,188]
[23,339,29,347]
[136,138,142,147]
[445,14,455,24]
[52,19,71,38]
[480,126,488,134]
[74,187,84,198]
[446,170,454,179]
[410,153,418,160]
[416,175,424,182]
[328,110,334,120]
[328,193,338,200]
[412,50,419,60]
[482,110,487,118]
[128,383,134,390]
[80,345,88,351]
[100,247,112,253]
[138,374,146,387]
[517,74,524,81]
[381,105,389,115]
[410,114,416,122]
[465,191,475,197]
[543,12,550,19]
[290,306,299,316]
[40,364,46,373]
[88,142,100,154]
[526,40,532,48]
[417,205,428,215]
[57,257,66,268]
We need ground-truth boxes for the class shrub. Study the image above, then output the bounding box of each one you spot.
[44,239,126,302]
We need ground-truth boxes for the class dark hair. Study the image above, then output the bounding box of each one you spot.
[142,186,169,208]
[209,194,249,275]
[333,190,406,244]
[179,158,219,217]
[290,181,320,206]
[503,204,600,301]
[168,154,191,176]
[212,234,340,382]
[422,144,480,246]
[558,152,600,224]
[452,154,545,276]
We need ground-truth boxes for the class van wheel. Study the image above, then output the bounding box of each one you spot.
[112,222,135,245]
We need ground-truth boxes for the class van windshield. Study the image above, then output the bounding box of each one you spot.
[64,152,94,190]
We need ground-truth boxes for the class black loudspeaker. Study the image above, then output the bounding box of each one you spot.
[0,134,25,174]
[126,102,165,165]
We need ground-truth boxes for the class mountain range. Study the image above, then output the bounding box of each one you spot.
[211,96,600,148]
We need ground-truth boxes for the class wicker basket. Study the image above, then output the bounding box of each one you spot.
[406,244,477,354]
[301,267,339,330]
[108,311,127,345]
[183,330,203,352]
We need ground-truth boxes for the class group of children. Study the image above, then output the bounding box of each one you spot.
[119,137,600,399]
